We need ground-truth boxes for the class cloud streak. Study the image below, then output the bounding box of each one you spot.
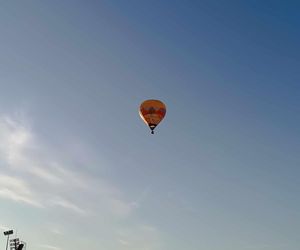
[0,174,43,207]
[0,113,161,250]
[49,196,89,216]
[0,224,10,231]
[38,244,61,250]
[0,114,135,217]
[116,224,162,250]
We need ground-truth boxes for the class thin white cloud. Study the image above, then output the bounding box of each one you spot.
[0,116,31,167]
[0,116,63,184]
[49,196,89,216]
[0,174,43,207]
[109,199,136,217]
[28,166,63,185]
[243,244,289,249]
[0,188,42,207]
[0,113,161,249]
[38,244,61,250]
[0,175,30,192]
[49,228,64,236]
[116,224,162,250]
[0,114,133,216]
[0,224,10,231]
[118,239,130,246]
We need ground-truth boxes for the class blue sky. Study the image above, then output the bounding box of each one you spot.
[0,1,299,250]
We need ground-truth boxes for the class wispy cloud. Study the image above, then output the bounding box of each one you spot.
[38,244,61,250]
[116,224,162,250]
[0,224,10,231]
[0,114,136,217]
[49,196,90,216]
[243,244,289,249]
[0,174,43,207]
[0,188,42,207]
[118,239,130,246]
[0,113,161,250]
[49,228,64,236]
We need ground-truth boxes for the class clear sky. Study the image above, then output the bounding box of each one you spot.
[0,1,299,250]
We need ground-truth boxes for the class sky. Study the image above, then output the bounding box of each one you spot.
[0,1,299,250]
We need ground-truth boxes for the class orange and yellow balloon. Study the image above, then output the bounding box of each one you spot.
[139,99,166,134]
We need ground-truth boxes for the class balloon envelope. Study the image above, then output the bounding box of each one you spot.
[139,99,166,133]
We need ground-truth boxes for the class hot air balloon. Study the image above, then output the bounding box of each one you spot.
[139,99,166,134]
